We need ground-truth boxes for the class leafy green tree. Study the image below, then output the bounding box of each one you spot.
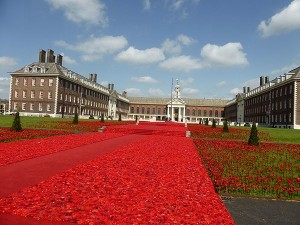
[101,113,105,122]
[223,119,229,132]
[248,123,259,146]
[73,111,78,124]
[212,118,216,128]
[10,111,22,132]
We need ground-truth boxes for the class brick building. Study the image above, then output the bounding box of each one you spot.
[9,49,129,119]
[224,67,300,129]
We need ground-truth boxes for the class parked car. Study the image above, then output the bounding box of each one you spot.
[89,115,94,119]
[244,122,251,127]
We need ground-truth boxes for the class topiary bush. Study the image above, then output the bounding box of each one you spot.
[223,119,229,132]
[248,122,259,146]
[73,111,78,124]
[212,118,216,128]
[101,113,105,122]
[10,111,22,132]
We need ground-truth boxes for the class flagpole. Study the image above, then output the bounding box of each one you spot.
[170,78,173,121]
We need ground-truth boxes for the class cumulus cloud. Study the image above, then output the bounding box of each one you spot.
[177,34,196,45]
[55,35,128,61]
[229,88,241,95]
[125,88,142,96]
[143,0,151,10]
[258,0,300,37]
[0,56,17,67]
[243,78,260,89]
[200,42,249,67]
[161,39,181,55]
[46,0,108,26]
[180,77,194,85]
[182,87,199,95]
[270,63,299,75]
[159,55,203,72]
[115,47,165,64]
[131,76,158,83]
[148,88,164,96]
[60,54,76,65]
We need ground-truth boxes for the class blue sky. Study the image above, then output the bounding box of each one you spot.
[1,0,300,100]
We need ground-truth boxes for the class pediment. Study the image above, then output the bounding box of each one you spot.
[167,97,185,105]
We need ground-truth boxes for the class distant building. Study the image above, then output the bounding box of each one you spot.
[8,49,129,119]
[224,67,300,129]
[0,99,9,114]
[128,79,227,123]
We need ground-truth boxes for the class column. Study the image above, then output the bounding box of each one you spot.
[178,106,181,122]
[167,106,170,118]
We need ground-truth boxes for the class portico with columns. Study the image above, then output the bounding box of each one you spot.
[167,79,186,122]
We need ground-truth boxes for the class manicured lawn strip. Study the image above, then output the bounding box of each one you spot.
[0,135,234,224]
[0,128,71,143]
[193,139,300,200]
[0,132,123,166]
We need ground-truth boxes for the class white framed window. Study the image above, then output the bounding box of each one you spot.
[47,104,51,111]
[65,94,68,101]
[30,103,34,111]
[31,90,35,98]
[14,90,19,98]
[39,91,43,99]
[69,95,72,102]
[59,105,62,112]
[22,90,27,98]
[25,66,30,72]
[49,79,53,87]
[60,94,63,100]
[39,103,43,111]
[24,78,28,86]
[15,78,19,86]
[40,78,45,86]
[31,78,36,86]
[22,103,26,111]
[14,102,18,110]
[48,91,52,99]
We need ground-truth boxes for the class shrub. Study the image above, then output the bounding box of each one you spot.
[10,111,22,132]
[205,118,209,126]
[101,113,105,122]
[223,119,229,132]
[248,123,259,146]
[118,113,122,122]
[73,111,78,125]
[212,118,216,128]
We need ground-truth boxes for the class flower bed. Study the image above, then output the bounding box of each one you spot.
[189,125,272,142]
[0,128,70,143]
[193,139,300,200]
[0,132,123,166]
[0,135,234,224]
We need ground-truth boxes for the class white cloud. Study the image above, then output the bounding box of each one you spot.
[125,88,142,96]
[182,87,199,95]
[229,88,241,95]
[161,39,181,55]
[159,55,203,72]
[177,34,196,45]
[216,81,227,88]
[143,0,151,10]
[270,63,299,75]
[148,88,164,96]
[180,77,194,85]
[243,78,260,89]
[55,35,128,61]
[115,47,165,64]
[0,77,11,99]
[100,81,109,87]
[170,0,185,11]
[131,76,158,83]
[60,54,76,65]
[0,56,17,67]
[46,0,108,26]
[200,42,249,67]
[258,0,300,37]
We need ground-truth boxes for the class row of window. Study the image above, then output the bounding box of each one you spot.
[245,99,293,115]
[186,109,220,117]
[15,90,52,99]
[15,77,53,87]
[14,102,52,112]
[59,94,108,109]
[58,105,106,117]
[130,107,166,115]
[246,113,292,124]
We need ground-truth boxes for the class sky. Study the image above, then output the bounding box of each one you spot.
[1,0,300,100]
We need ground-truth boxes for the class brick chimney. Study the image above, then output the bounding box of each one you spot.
[39,49,46,63]
[93,74,97,83]
[47,49,55,63]
[56,54,63,66]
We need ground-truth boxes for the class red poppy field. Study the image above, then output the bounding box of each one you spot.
[190,125,300,200]
[0,123,234,224]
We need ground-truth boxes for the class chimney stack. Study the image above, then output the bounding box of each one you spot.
[47,49,55,63]
[108,83,111,90]
[243,86,246,93]
[122,91,127,97]
[265,76,269,84]
[39,49,46,63]
[93,74,97,83]
[247,87,250,93]
[56,54,63,66]
[111,83,114,90]
[89,74,93,81]
[260,76,265,86]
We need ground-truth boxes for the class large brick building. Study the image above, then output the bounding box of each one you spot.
[9,49,129,119]
[224,67,300,129]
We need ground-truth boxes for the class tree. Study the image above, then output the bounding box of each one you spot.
[212,118,216,128]
[205,118,209,126]
[118,113,122,121]
[101,113,105,122]
[223,119,229,132]
[248,123,259,146]
[73,111,78,124]
[10,111,22,132]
